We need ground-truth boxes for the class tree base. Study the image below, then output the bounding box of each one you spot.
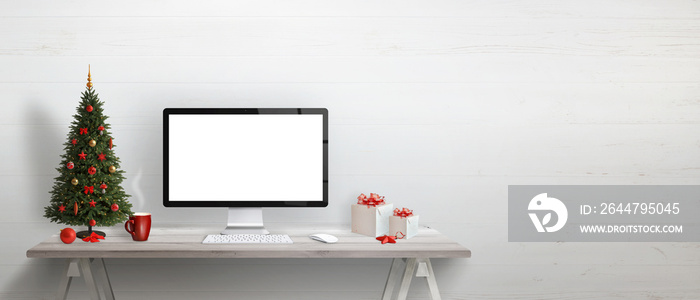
[76,230,106,239]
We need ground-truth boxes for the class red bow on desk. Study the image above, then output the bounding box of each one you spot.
[82,232,105,243]
[357,193,385,207]
[393,208,413,218]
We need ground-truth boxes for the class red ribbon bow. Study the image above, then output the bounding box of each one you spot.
[82,232,105,243]
[393,208,413,218]
[357,193,386,207]
[83,186,94,194]
[79,128,88,135]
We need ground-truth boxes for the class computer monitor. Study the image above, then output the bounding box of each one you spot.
[163,108,328,234]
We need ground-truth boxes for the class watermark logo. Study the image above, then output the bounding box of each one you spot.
[510,186,698,242]
[528,193,568,233]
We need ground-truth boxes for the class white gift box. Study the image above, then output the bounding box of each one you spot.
[389,215,419,239]
[351,203,394,237]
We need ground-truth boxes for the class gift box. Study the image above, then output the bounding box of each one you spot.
[389,208,419,239]
[351,193,394,237]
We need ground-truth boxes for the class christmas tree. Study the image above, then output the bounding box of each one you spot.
[44,67,133,238]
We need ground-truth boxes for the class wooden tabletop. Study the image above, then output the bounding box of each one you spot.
[27,224,471,259]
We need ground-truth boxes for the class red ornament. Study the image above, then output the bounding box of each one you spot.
[89,219,96,226]
[98,153,106,162]
[66,162,74,169]
[60,228,76,244]
[86,105,93,112]
[109,138,113,149]
[98,125,105,135]
[88,166,96,175]
[71,139,77,145]
[376,235,397,244]
[58,204,66,213]
[79,128,88,135]
[100,183,107,189]
[83,186,94,194]
[78,151,87,160]
[89,200,96,207]
[111,203,119,212]
[74,202,78,215]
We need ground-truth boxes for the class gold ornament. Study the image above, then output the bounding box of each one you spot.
[87,65,93,89]
[109,165,116,173]
[89,139,97,147]
[71,178,79,185]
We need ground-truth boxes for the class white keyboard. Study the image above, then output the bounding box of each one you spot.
[202,234,293,244]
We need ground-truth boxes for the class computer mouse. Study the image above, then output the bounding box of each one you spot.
[309,233,338,244]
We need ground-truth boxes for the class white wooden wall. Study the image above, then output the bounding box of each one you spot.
[2,0,700,299]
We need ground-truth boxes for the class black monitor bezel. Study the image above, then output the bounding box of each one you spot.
[163,108,328,208]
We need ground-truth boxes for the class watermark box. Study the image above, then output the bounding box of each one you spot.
[508,185,700,242]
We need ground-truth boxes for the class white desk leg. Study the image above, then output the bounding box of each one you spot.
[382,258,404,300]
[418,258,441,300]
[78,258,102,300]
[93,258,115,300]
[396,258,417,300]
[56,258,79,300]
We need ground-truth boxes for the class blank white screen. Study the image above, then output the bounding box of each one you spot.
[168,114,323,201]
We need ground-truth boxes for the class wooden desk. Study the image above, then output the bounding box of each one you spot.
[27,224,470,300]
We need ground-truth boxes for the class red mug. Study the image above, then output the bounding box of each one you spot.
[125,212,151,241]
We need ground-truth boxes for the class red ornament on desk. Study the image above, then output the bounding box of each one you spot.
[376,235,397,244]
[60,228,76,244]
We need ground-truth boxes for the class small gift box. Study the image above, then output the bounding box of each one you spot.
[389,207,419,239]
[351,193,394,237]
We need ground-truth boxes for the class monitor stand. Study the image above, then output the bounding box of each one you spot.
[221,207,270,235]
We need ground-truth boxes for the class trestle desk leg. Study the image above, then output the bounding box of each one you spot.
[382,258,405,300]
[78,258,101,300]
[396,258,417,300]
[94,258,115,300]
[417,258,441,300]
[56,258,79,300]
